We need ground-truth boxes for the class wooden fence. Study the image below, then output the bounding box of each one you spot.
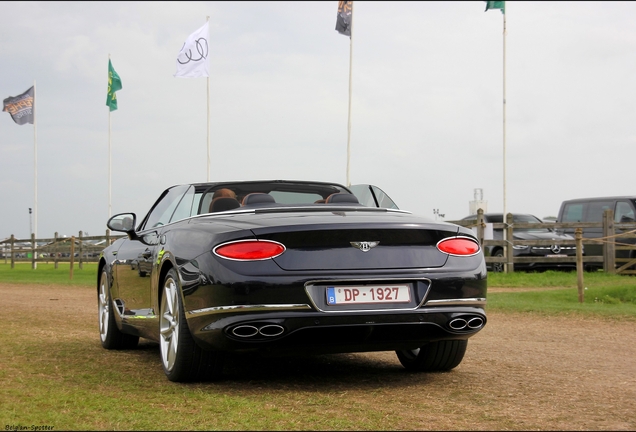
[0,231,124,269]
[450,208,636,274]
[2,208,636,274]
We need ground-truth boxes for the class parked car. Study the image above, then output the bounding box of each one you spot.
[460,213,577,272]
[557,196,636,271]
[99,180,487,382]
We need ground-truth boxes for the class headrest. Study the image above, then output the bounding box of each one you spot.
[325,193,360,204]
[242,193,276,206]
[210,197,241,213]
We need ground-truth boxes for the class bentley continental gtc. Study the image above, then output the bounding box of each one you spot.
[98,180,487,382]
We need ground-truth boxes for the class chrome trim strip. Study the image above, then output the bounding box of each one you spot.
[424,298,487,306]
[187,303,313,316]
[304,277,432,313]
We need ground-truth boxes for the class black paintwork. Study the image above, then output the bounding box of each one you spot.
[100,180,487,356]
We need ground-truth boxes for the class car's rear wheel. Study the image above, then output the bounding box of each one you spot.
[159,268,225,382]
[396,340,467,372]
[492,249,504,272]
[98,268,139,349]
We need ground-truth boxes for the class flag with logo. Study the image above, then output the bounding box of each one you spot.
[485,1,505,14]
[335,1,352,37]
[175,21,210,78]
[106,59,122,112]
[3,86,35,125]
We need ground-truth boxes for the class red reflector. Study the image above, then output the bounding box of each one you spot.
[214,240,285,261]
[437,237,480,256]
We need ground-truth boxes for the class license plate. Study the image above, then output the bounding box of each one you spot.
[546,254,567,257]
[326,284,411,305]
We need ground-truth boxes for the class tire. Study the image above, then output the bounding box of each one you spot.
[159,268,225,382]
[98,268,139,350]
[492,250,504,273]
[396,340,468,372]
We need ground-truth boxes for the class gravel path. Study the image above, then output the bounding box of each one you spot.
[2,283,635,430]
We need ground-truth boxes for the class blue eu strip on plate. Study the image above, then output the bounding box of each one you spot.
[327,287,337,305]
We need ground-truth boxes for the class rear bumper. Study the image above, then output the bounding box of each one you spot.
[186,306,487,354]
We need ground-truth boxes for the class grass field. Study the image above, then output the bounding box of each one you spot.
[487,270,636,318]
[0,262,98,286]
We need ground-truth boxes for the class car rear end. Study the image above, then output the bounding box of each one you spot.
[179,209,487,356]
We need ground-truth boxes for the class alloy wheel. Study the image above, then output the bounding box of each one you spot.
[98,271,109,342]
[160,277,180,372]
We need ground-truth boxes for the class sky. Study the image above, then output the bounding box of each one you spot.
[2,1,636,240]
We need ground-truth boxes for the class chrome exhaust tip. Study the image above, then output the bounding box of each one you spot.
[258,324,285,337]
[467,317,484,329]
[449,318,468,330]
[231,325,259,338]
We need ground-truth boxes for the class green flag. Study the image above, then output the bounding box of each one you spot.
[106,59,122,112]
[485,1,505,14]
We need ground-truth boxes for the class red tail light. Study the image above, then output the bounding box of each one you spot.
[213,240,286,261]
[437,237,480,256]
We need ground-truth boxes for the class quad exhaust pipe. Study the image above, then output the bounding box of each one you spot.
[231,323,286,338]
[449,315,484,331]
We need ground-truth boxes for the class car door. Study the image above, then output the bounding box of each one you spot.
[349,184,399,209]
[112,185,193,323]
[112,230,160,321]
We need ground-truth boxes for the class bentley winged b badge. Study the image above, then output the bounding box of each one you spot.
[350,241,380,252]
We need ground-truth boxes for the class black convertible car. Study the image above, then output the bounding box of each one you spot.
[98,180,487,382]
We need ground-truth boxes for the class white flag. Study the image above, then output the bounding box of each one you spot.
[174,21,209,78]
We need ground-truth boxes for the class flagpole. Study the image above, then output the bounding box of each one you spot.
[502,11,507,221]
[345,2,354,187]
[108,54,112,219]
[33,79,38,269]
[206,16,210,182]
[501,7,508,272]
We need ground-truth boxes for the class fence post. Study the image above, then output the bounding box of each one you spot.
[54,232,59,269]
[31,233,36,269]
[10,234,15,269]
[575,228,584,303]
[106,229,111,246]
[505,212,514,273]
[603,209,615,274]
[79,231,84,270]
[69,236,75,280]
[476,208,485,245]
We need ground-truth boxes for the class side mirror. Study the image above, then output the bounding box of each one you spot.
[107,213,138,239]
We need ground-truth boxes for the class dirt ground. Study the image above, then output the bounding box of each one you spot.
[2,283,635,430]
